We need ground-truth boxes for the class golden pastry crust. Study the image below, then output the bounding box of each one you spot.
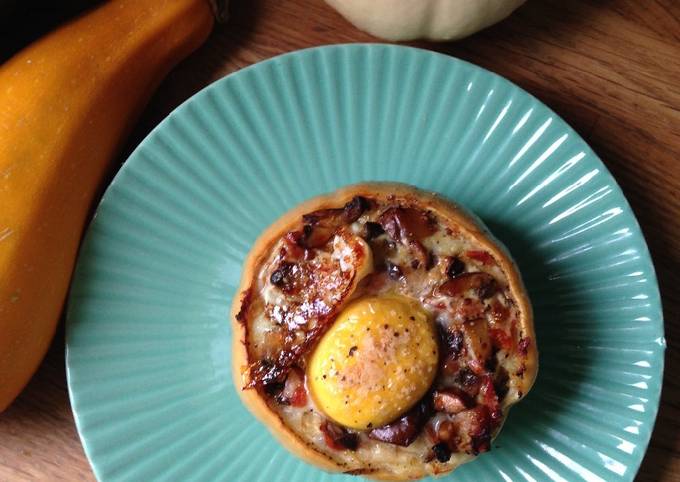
[232,182,537,480]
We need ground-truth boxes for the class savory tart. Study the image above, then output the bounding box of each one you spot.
[232,183,537,480]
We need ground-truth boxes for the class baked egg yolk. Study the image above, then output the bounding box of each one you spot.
[307,296,438,430]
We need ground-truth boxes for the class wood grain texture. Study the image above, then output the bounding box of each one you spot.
[0,0,678,480]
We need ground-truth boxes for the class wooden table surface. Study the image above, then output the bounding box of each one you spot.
[0,0,678,480]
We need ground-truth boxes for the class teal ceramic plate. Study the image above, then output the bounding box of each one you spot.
[66,44,664,482]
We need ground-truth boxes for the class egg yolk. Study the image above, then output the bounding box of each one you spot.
[307,296,439,430]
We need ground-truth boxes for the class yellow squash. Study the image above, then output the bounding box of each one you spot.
[0,0,215,411]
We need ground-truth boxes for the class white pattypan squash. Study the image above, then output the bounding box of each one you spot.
[326,0,526,41]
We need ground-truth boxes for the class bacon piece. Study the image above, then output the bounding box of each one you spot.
[457,405,492,455]
[290,386,307,406]
[489,300,510,325]
[378,207,435,265]
[320,421,359,451]
[463,318,491,373]
[299,196,370,248]
[368,398,432,447]
[439,327,464,360]
[480,375,502,428]
[467,358,486,375]
[455,368,482,398]
[455,298,485,322]
[448,405,494,455]
[438,325,465,376]
[465,250,495,266]
[342,195,371,221]
[437,272,497,299]
[246,232,371,389]
[478,280,498,299]
[489,328,512,351]
[430,401,498,456]
[433,388,472,414]
[302,196,369,226]
[283,231,306,258]
[379,207,436,240]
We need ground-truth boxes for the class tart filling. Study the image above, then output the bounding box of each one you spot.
[233,183,537,479]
